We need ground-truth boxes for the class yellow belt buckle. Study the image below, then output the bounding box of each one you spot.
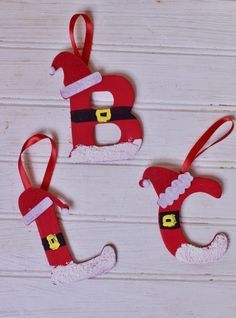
[47,234,60,250]
[95,108,111,123]
[162,214,177,228]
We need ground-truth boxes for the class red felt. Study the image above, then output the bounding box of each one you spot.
[71,119,142,147]
[140,167,222,256]
[18,134,73,266]
[139,117,233,258]
[18,188,73,266]
[51,13,143,156]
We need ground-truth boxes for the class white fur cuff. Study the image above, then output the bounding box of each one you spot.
[22,197,53,225]
[60,72,102,99]
[157,172,193,209]
[51,245,116,285]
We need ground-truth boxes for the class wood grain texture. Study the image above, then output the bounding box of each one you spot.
[1,0,236,317]
[2,161,236,221]
[1,105,236,165]
[0,219,236,276]
[1,277,235,318]
[1,48,236,107]
[2,0,236,54]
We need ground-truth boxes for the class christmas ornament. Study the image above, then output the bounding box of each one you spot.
[18,134,116,285]
[139,117,234,264]
[50,13,143,162]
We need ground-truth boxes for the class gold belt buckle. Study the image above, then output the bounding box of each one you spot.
[47,234,60,250]
[162,214,177,228]
[95,108,111,123]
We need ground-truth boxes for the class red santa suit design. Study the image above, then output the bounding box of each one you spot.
[50,13,143,162]
[18,134,116,285]
[139,117,234,264]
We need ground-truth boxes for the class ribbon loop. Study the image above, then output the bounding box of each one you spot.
[181,116,234,173]
[69,13,93,64]
[18,134,57,191]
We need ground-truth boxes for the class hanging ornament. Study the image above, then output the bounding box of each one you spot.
[139,117,234,264]
[50,13,143,162]
[18,134,116,285]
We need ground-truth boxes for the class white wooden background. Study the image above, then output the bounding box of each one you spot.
[1,0,236,317]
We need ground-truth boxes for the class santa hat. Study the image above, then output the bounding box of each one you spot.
[50,51,102,99]
[139,166,228,264]
[139,167,177,190]
[140,167,193,209]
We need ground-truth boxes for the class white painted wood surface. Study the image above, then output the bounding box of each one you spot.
[1,1,236,317]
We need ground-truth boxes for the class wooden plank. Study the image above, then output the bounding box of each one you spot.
[0,276,235,318]
[1,48,236,107]
[4,161,236,221]
[1,0,236,53]
[0,105,235,164]
[1,1,236,317]
[0,219,235,276]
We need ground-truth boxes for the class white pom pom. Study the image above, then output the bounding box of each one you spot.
[60,208,70,215]
[142,179,151,188]
[49,66,56,76]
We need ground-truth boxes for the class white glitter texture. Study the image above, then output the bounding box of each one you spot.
[70,139,142,162]
[175,233,228,264]
[51,245,116,285]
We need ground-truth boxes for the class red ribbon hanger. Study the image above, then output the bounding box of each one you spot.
[51,12,143,162]
[18,133,117,284]
[181,116,234,173]
[18,134,57,191]
[69,13,93,65]
[139,116,234,264]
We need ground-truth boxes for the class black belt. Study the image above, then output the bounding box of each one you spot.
[71,107,136,123]
[42,232,66,251]
[159,211,180,229]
